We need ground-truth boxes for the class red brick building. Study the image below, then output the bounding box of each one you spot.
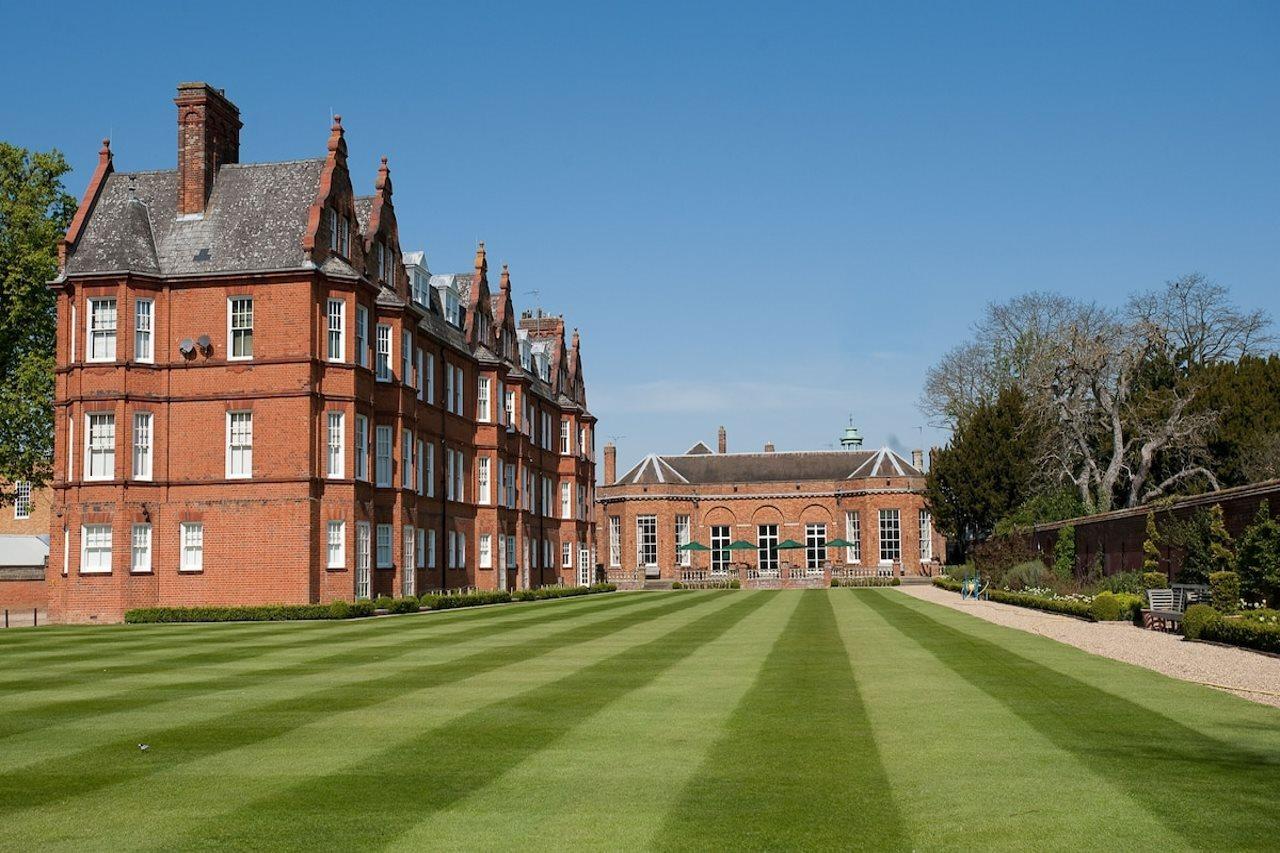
[47,82,596,623]
[596,426,943,587]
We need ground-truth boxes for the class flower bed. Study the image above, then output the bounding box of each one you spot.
[931,577,1140,622]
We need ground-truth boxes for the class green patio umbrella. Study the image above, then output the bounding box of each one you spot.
[676,541,711,552]
[825,538,856,548]
[726,540,756,551]
[776,539,805,550]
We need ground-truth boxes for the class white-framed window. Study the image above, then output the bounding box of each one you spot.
[636,516,658,567]
[327,520,345,568]
[402,527,416,595]
[81,524,112,573]
[504,389,516,428]
[879,509,901,564]
[376,523,393,567]
[609,516,621,567]
[355,522,371,598]
[67,413,74,481]
[577,485,586,520]
[805,523,827,570]
[375,324,392,381]
[453,365,465,415]
[402,428,414,489]
[424,353,435,403]
[445,289,460,326]
[327,298,344,361]
[131,523,151,573]
[328,207,341,251]
[477,377,491,422]
[757,524,779,571]
[416,528,426,569]
[415,349,424,400]
[453,450,466,502]
[845,511,861,563]
[676,515,691,566]
[13,481,32,520]
[376,241,387,282]
[445,362,456,413]
[87,298,117,362]
[458,532,466,569]
[228,297,253,360]
[84,412,115,481]
[375,426,393,487]
[479,533,492,569]
[134,298,153,363]
[562,540,573,568]
[711,525,730,573]
[919,509,933,562]
[447,530,457,568]
[354,414,369,481]
[416,438,425,495]
[541,477,552,517]
[132,412,152,480]
[445,449,455,501]
[401,330,412,387]
[560,418,572,454]
[477,456,491,505]
[544,539,552,569]
[327,412,344,478]
[180,522,204,572]
[425,443,435,497]
[226,411,253,479]
[70,303,76,365]
[355,304,368,368]
[426,529,437,568]
[561,481,571,519]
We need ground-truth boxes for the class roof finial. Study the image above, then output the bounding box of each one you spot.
[571,327,580,348]
[474,241,487,274]
[376,156,391,194]
[327,114,345,154]
[99,138,112,165]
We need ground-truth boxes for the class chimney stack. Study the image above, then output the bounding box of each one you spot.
[764,442,775,453]
[912,449,924,471]
[603,442,617,484]
[174,82,241,216]
[717,426,727,454]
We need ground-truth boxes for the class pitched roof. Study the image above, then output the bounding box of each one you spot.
[613,446,922,486]
[0,534,49,568]
[685,441,715,455]
[64,159,326,277]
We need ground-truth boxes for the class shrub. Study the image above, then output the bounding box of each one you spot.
[1182,604,1221,640]
[891,577,901,586]
[1098,572,1141,595]
[1142,512,1162,574]
[671,581,685,589]
[934,576,963,592]
[422,590,512,610]
[1235,500,1280,605]
[1003,560,1051,591]
[124,603,372,623]
[373,595,396,611]
[987,589,1093,619]
[1209,571,1241,614]
[1090,591,1142,622]
[1200,618,1280,654]
[971,535,1039,584]
[328,600,352,619]
[588,583,617,594]
[387,596,422,614]
[1053,526,1076,583]
[729,579,741,589]
[1141,572,1168,591]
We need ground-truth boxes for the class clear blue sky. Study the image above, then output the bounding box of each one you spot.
[4,1,1278,472]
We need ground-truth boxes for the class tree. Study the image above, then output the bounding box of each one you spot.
[924,386,1041,559]
[1142,512,1162,574]
[1168,503,1234,584]
[1208,503,1234,575]
[1235,501,1280,605]
[1052,526,1076,583]
[1192,356,1280,486]
[0,142,74,503]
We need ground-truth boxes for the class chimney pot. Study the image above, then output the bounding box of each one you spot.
[717,426,727,454]
[912,449,924,471]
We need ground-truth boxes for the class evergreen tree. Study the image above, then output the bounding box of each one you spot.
[1235,501,1280,605]
[1052,526,1076,582]
[1207,503,1235,575]
[1142,512,1162,574]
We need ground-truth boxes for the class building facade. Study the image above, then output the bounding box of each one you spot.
[596,426,943,587]
[47,82,596,623]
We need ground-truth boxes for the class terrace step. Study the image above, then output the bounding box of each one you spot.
[643,579,676,590]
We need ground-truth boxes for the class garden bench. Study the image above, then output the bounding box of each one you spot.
[1143,589,1184,632]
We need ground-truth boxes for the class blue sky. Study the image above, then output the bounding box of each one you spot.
[4,1,1278,471]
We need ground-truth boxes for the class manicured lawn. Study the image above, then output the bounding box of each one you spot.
[2,589,1278,850]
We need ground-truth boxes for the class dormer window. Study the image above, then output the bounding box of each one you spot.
[328,208,350,257]
[412,271,427,306]
[340,216,350,256]
[376,242,387,282]
[327,208,339,251]
[444,290,460,327]
[520,340,532,371]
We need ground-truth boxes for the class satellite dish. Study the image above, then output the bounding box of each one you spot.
[179,338,195,356]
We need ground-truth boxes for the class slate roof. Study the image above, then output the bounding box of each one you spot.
[614,446,922,486]
[65,159,326,277]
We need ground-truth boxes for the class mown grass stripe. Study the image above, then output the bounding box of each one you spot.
[161,592,773,851]
[0,591,660,742]
[860,589,1280,848]
[0,591,640,696]
[389,591,801,850]
[653,590,911,851]
[0,592,711,816]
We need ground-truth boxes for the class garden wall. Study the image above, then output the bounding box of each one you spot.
[1029,480,1280,578]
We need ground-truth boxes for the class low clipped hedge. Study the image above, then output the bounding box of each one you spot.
[1200,618,1280,654]
[986,589,1093,619]
[1090,591,1144,624]
[933,576,963,592]
[418,590,512,610]
[125,601,376,623]
[832,577,900,587]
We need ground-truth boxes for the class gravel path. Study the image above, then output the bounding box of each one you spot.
[897,584,1280,709]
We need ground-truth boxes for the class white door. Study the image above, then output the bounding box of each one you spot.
[355,523,371,599]
[578,546,591,586]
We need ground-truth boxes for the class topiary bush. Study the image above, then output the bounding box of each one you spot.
[386,596,422,614]
[1210,571,1241,614]
[1141,572,1168,591]
[729,579,741,589]
[1182,604,1222,640]
[328,600,352,619]
[1053,526,1076,583]
[1089,592,1143,622]
[373,595,396,611]
[671,581,685,589]
[891,577,901,586]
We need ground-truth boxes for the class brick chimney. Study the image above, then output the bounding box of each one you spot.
[764,442,775,453]
[603,442,617,484]
[717,426,727,454]
[174,82,241,215]
[912,449,924,470]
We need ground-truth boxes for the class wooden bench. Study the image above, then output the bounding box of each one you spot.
[1143,589,1184,632]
